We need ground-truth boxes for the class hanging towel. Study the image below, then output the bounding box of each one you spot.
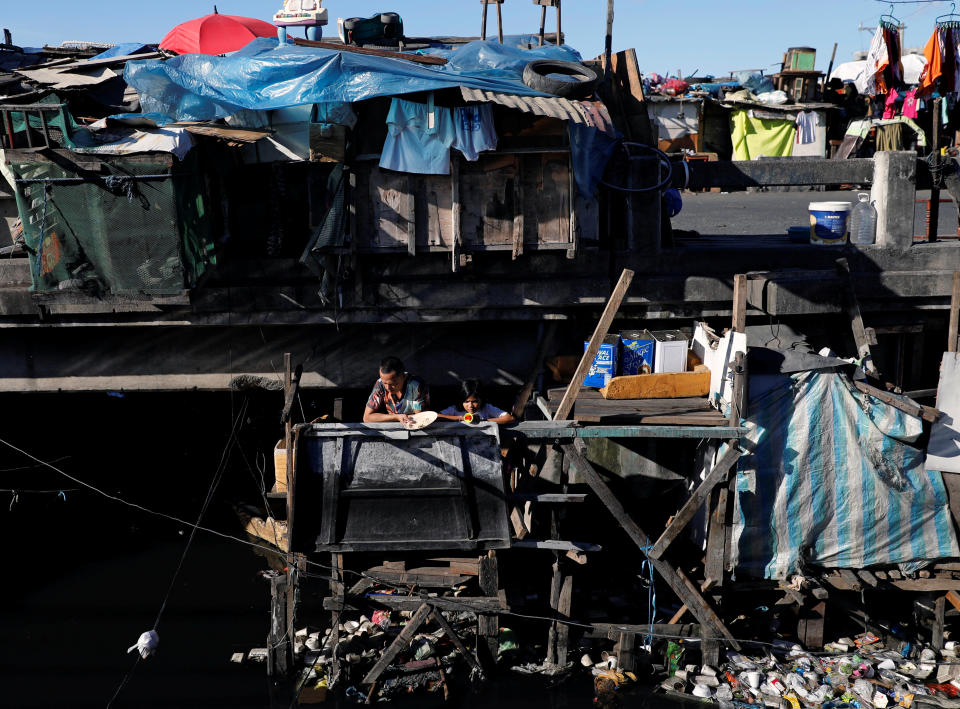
[794,111,819,144]
[452,104,497,161]
[856,26,891,95]
[379,95,456,175]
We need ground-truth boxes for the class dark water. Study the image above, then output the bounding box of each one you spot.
[0,391,681,709]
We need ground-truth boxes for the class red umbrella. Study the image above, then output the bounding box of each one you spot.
[159,10,277,55]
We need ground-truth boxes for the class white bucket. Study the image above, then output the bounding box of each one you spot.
[808,201,852,245]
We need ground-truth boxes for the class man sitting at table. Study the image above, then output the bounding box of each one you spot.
[362,356,430,424]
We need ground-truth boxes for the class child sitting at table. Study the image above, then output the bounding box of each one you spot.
[438,379,515,424]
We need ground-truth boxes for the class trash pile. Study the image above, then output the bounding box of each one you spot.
[656,633,960,708]
[294,608,483,703]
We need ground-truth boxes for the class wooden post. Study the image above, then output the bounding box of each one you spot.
[949,271,960,353]
[934,595,946,650]
[603,0,614,82]
[268,573,289,677]
[328,552,344,686]
[547,559,562,665]
[732,274,747,334]
[554,268,634,421]
[797,600,826,650]
[930,98,942,243]
[478,551,500,667]
[563,442,739,648]
[362,603,433,685]
[451,152,462,272]
[835,257,878,377]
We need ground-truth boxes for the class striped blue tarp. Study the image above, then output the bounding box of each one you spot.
[731,371,959,580]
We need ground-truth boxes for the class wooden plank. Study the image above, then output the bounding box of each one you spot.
[512,156,523,259]
[934,595,947,651]
[503,422,749,440]
[797,600,826,650]
[292,37,448,64]
[478,551,499,666]
[853,380,940,423]
[858,570,879,588]
[949,272,960,353]
[429,607,484,674]
[557,573,573,665]
[600,368,710,399]
[837,569,863,591]
[615,632,636,672]
[363,567,472,587]
[648,442,743,559]
[451,153,461,272]
[554,269,635,421]
[362,603,433,685]
[406,183,416,256]
[704,482,728,587]
[946,590,960,612]
[325,595,505,612]
[835,257,877,377]
[562,442,739,647]
[508,493,588,503]
[512,539,602,552]
[546,560,562,665]
[732,274,747,334]
[588,622,700,638]
[509,506,529,539]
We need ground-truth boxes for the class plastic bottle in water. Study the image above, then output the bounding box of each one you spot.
[849,192,877,245]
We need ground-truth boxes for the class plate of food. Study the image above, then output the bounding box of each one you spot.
[402,410,438,430]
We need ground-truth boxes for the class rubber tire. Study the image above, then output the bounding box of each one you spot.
[380,13,400,24]
[342,17,361,30]
[521,59,599,100]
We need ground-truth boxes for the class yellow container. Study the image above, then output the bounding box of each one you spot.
[273,439,287,493]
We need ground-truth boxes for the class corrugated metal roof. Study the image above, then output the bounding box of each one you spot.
[460,87,612,129]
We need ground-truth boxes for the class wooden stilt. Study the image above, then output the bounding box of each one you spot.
[478,551,500,667]
[563,442,739,649]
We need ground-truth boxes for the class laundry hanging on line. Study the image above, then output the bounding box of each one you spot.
[856,22,904,96]
[919,23,960,97]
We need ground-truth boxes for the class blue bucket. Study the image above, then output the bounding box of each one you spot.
[808,201,851,245]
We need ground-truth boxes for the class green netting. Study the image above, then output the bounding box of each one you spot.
[4,94,96,150]
[9,151,215,295]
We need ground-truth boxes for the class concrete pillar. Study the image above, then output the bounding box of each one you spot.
[872,151,916,250]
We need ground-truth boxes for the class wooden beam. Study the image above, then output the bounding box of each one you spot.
[512,538,602,552]
[562,442,739,648]
[648,442,743,559]
[325,595,504,613]
[429,607,484,675]
[853,380,940,423]
[554,269,634,421]
[732,274,747,333]
[934,595,947,651]
[362,603,433,685]
[949,272,960,353]
[478,551,499,666]
[835,258,878,377]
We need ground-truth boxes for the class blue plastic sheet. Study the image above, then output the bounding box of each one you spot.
[125,36,583,122]
[93,43,154,60]
[124,35,614,196]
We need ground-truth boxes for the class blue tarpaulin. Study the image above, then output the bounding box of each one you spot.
[125,36,583,122]
[123,36,614,195]
[731,367,959,579]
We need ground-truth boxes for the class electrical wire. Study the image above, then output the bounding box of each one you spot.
[0,433,855,656]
